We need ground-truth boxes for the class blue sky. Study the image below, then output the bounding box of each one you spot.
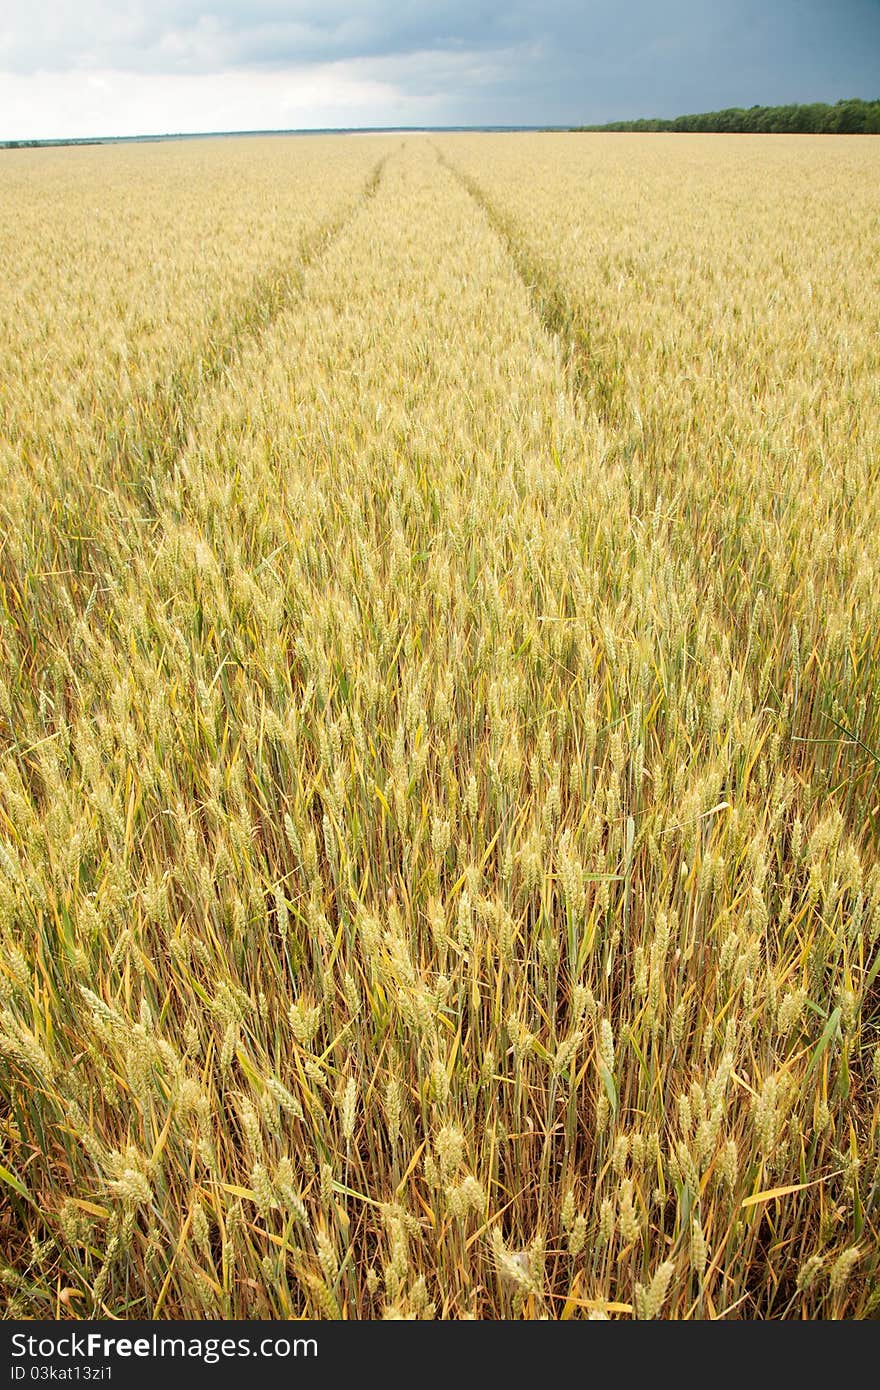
[1,1,879,139]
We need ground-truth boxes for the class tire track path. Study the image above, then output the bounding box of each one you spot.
[112,154,388,512]
[435,146,631,437]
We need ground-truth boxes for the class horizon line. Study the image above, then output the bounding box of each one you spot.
[1,124,573,148]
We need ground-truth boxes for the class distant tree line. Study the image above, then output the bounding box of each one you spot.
[577,98,880,134]
[1,137,104,149]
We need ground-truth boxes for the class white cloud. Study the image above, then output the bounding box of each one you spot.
[0,28,535,139]
[0,1,877,137]
[0,2,531,75]
[0,62,452,140]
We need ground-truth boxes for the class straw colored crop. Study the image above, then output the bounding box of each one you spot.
[0,133,878,1319]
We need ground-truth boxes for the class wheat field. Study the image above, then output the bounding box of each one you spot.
[0,132,878,1319]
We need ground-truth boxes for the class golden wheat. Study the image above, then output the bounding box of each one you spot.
[0,133,877,1319]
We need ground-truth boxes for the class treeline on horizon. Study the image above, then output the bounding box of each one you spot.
[1,137,105,148]
[579,97,880,134]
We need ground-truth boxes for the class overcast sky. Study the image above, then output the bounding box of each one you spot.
[1,1,879,140]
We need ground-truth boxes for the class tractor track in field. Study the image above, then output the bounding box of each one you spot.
[2,154,390,679]
[109,153,388,512]
[433,146,630,436]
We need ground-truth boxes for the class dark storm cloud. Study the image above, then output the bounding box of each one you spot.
[1,2,548,73]
[1,1,878,123]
